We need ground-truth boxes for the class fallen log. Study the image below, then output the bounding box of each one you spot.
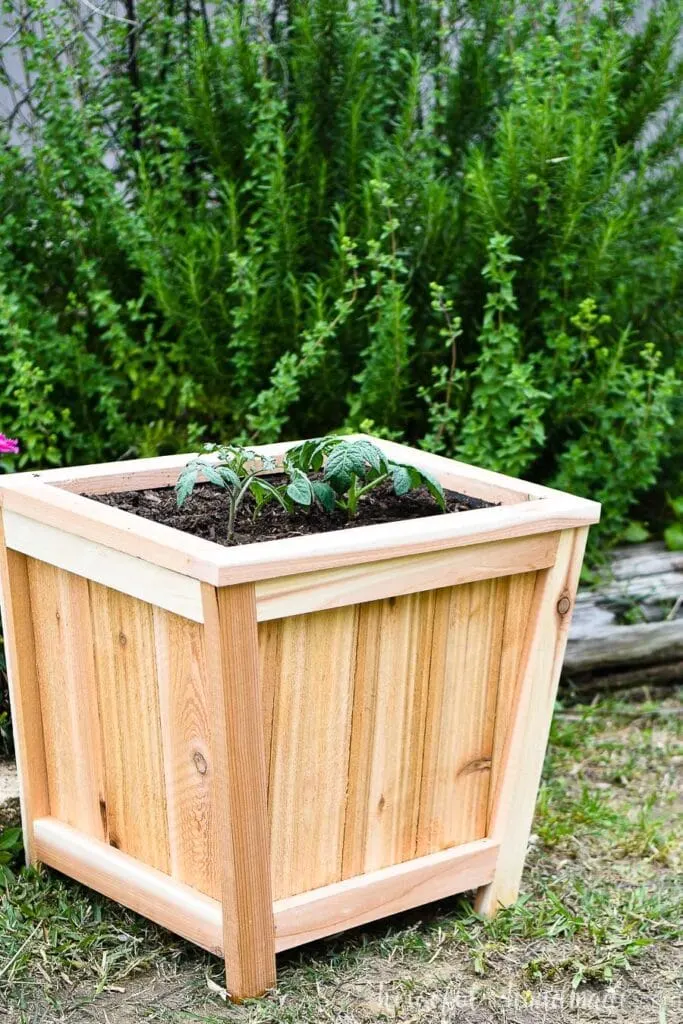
[564,659,683,699]
[562,541,682,694]
[564,619,683,673]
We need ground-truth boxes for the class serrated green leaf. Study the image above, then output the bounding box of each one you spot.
[216,465,241,488]
[352,439,385,473]
[175,465,199,507]
[287,468,314,506]
[389,461,445,510]
[283,440,310,471]
[324,443,367,489]
[311,480,337,511]
[391,464,412,496]
[200,463,229,488]
[285,438,331,473]
[418,467,446,510]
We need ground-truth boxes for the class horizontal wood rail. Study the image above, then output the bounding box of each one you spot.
[255,533,559,621]
[33,818,224,955]
[3,511,204,622]
[34,818,499,956]
[273,837,499,951]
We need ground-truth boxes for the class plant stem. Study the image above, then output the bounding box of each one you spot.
[227,471,261,542]
[346,472,389,517]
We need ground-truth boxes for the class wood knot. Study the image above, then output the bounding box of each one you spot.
[118,632,127,647]
[193,751,208,775]
[55,610,61,623]
[377,794,386,812]
[557,594,571,616]
[459,757,492,778]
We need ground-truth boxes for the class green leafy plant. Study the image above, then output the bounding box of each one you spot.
[0,0,680,541]
[175,444,288,543]
[418,283,465,455]
[284,436,446,518]
[0,827,23,886]
[175,436,448,540]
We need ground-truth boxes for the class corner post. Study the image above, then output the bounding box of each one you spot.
[201,582,276,1000]
[0,514,50,864]
[475,527,588,917]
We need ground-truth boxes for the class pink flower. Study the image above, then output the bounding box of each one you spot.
[0,433,19,455]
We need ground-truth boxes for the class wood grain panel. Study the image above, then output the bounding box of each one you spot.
[89,582,169,872]
[154,609,219,899]
[258,615,283,777]
[27,560,105,839]
[487,571,538,828]
[342,592,435,877]
[416,578,506,856]
[0,531,49,863]
[262,606,358,899]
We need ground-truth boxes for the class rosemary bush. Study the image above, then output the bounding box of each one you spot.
[0,0,680,553]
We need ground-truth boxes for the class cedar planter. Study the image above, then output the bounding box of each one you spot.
[0,436,599,1000]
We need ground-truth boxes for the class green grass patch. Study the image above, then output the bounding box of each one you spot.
[1,690,681,1021]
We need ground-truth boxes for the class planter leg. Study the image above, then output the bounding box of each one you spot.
[202,582,276,1000]
[475,527,588,918]
[0,528,50,865]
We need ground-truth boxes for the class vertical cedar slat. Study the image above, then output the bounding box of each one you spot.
[342,591,435,878]
[257,616,283,794]
[476,528,588,915]
[263,606,358,899]
[202,582,275,1000]
[27,561,106,840]
[0,531,49,864]
[487,571,539,830]
[154,608,219,900]
[89,582,170,872]
[416,578,506,856]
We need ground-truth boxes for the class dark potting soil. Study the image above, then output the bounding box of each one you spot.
[91,477,495,547]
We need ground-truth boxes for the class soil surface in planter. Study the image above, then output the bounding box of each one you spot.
[92,478,495,547]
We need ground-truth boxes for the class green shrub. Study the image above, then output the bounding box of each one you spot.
[0,0,680,553]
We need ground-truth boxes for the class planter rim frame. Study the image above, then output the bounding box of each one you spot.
[0,434,600,589]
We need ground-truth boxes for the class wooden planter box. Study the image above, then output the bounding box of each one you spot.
[0,437,599,999]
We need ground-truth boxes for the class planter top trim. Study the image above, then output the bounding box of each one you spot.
[0,435,600,587]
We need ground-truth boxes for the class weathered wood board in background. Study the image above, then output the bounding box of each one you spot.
[564,542,682,694]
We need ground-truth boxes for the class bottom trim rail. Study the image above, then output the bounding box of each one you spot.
[273,838,499,951]
[33,818,499,958]
[33,817,224,956]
